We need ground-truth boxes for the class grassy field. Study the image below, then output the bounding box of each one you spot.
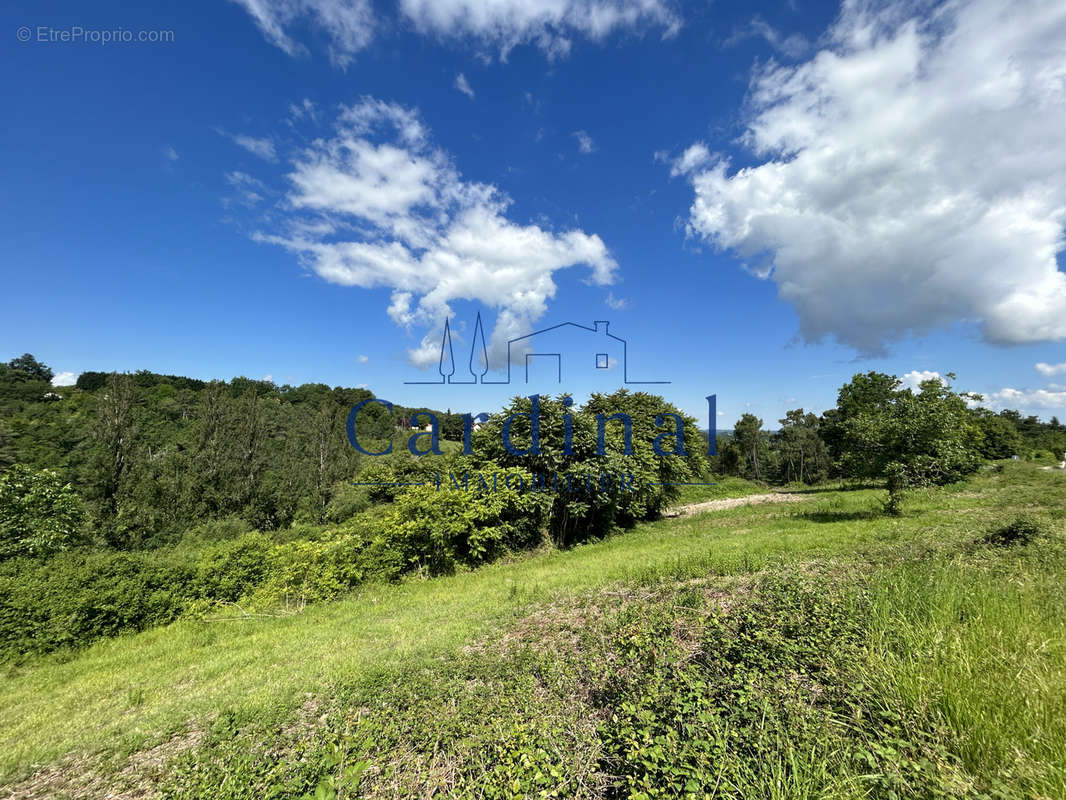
[1,462,1064,798]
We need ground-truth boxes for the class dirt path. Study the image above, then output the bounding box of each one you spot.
[667,492,805,518]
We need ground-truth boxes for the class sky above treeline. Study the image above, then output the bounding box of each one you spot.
[3,0,1066,423]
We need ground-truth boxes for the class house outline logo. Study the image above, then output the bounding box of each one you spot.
[404,311,669,386]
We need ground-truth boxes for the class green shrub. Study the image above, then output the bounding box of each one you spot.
[0,464,86,560]
[193,533,273,603]
[0,549,194,660]
[352,454,440,503]
[249,529,404,608]
[386,469,548,574]
[176,516,251,550]
[982,515,1050,548]
[323,482,370,523]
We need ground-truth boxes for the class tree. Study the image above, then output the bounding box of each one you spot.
[186,382,267,524]
[0,465,85,559]
[470,391,707,546]
[86,373,139,537]
[821,372,901,469]
[774,409,831,484]
[732,414,766,480]
[0,421,15,470]
[970,408,1023,459]
[836,374,981,513]
[7,353,53,383]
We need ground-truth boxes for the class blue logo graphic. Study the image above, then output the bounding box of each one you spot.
[405,312,668,386]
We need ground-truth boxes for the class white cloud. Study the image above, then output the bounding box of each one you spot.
[231,134,277,161]
[901,369,942,391]
[51,371,78,387]
[978,387,1066,411]
[233,0,677,63]
[399,0,680,59]
[1036,362,1066,377]
[679,0,1066,355]
[669,142,711,177]
[572,130,596,154]
[230,0,374,67]
[288,98,318,122]
[454,73,475,100]
[606,290,628,310]
[251,98,616,366]
[357,354,369,363]
[165,146,179,161]
[226,171,268,206]
[726,15,809,59]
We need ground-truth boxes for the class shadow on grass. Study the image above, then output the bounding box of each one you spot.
[793,510,882,523]
[784,483,884,495]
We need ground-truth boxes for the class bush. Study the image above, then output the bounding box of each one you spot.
[0,549,194,660]
[323,482,371,523]
[193,533,274,603]
[177,516,252,550]
[250,526,404,607]
[982,515,1050,548]
[0,465,86,560]
[352,454,440,503]
[386,469,549,575]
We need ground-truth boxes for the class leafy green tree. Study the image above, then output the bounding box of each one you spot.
[774,409,831,484]
[0,421,15,470]
[836,374,981,514]
[470,391,707,546]
[7,354,53,383]
[732,413,767,481]
[970,408,1024,459]
[186,382,268,525]
[86,373,139,539]
[0,465,85,559]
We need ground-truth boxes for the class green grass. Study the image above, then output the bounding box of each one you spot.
[864,547,1066,797]
[2,462,1064,799]
[672,474,769,503]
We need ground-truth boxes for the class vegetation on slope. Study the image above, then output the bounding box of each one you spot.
[0,462,1063,800]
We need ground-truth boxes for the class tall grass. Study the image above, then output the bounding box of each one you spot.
[864,540,1066,798]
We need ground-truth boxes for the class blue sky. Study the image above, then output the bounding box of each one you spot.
[3,0,1066,424]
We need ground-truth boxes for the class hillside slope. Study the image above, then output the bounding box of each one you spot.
[2,463,1064,799]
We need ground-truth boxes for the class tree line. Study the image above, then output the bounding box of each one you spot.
[715,370,1064,511]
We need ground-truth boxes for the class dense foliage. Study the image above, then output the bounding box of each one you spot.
[716,371,1063,500]
[0,355,1061,661]
[0,464,84,559]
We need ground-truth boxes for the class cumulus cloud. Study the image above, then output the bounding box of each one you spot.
[454,73,475,100]
[606,290,628,310]
[678,0,1066,355]
[1036,362,1066,377]
[165,146,179,161]
[252,98,617,366]
[399,0,681,59]
[978,387,1066,411]
[230,0,374,67]
[572,130,596,154]
[901,369,942,391]
[51,371,78,387]
[357,354,369,363]
[669,142,712,177]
